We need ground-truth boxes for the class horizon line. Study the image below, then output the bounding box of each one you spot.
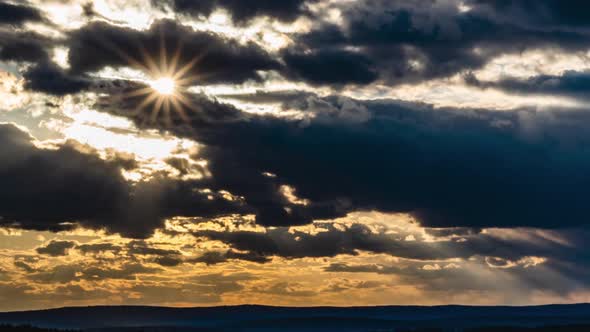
[2,302,590,314]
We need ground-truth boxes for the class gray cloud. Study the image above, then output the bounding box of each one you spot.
[282,49,378,85]
[13,261,35,273]
[465,70,590,102]
[0,29,55,68]
[0,1,44,26]
[469,0,590,29]
[67,19,280,85]
[154,0,317,23]
[36,240,77,257]
[77,243,123,255]
[288,0,590,85]
[0,123,247,238]
[102,88,590,230]
[192,221,590,264]
[190,250,271,265]
[29,263,162,284]
[10,77,590,238]
[23,60,91,96]
[325,257,590,298]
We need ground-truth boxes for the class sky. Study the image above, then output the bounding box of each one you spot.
[1,0,590,311]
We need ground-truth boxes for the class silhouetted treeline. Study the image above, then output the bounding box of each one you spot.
[4,324,590,332]
[393,325,590,332]
[467,325,590,332]
[0,325,80,332]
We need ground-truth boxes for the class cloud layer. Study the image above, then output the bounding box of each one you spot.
[2,0,590,309]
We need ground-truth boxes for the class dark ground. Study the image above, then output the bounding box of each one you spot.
[1,304,589,331]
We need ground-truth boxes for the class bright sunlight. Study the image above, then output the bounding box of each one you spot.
[150,77,176,95]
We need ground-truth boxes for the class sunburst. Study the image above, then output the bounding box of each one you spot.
[151,77,175,95]
[97,30,214,126]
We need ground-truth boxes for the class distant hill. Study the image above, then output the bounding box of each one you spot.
[0,304,589,331]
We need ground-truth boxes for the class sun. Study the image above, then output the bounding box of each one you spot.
[97,33,211,125]
[150,77,176,95]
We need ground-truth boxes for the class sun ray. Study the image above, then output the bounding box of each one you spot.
[170,97,191,122]
[114,49,150,73]
[175,71,219,86]
[168,42,184,77]
[163,98,172,127]
[159,27,168,75]
[131,92,160,116]
[150,95,165,123]
[171,58,199,81]
[175,75,203,86]
[137,43,161,77]
[123,87,154,98]
[94,35,152,74]
[109,32,213,125]
[172,50,208,81]
[175,93,201,114]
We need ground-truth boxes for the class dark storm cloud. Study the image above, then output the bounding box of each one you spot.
[0,1,44,26]
[36,240,77,257]
[0,123,247,238]
[155,0,316,23]
[153,255,183,267]
[126,240,182,257]
[317,226,590,297]
[76,243,123,255]
[286,0,590,85]
[85,175,250,239]
[147,249,270,267]
[0,123,128,233]
[6,1,590,240]
[67,19,280,84]
[0,39,47,63]
[192,222,590,266]
[470,0,590,28]
[77,241,184,266]
[49,239,269,267]
[282,49,378,85]
[219,90,314,104]
[194,224,415,259]
[165,157,206,177]
[0,31,52,63]
[105,88,590,230]
[23,61,91,95]
[191,250,271,265]
[0,30,88,95]
[465,70,590,101]
[71,0,590,234]
[98,90,344,228]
